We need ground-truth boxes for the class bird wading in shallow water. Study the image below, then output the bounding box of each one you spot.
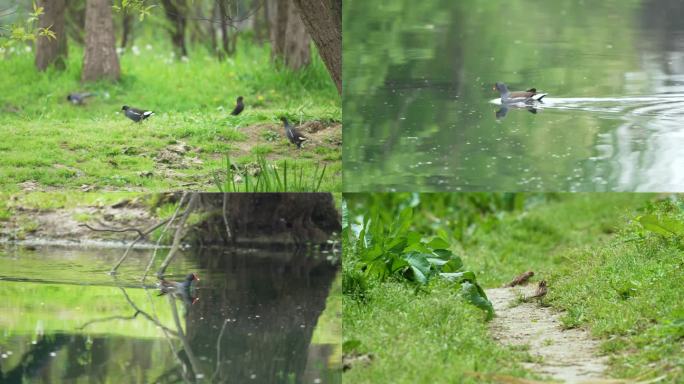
[67,92,95,105]
[231,96,244,116]
[122,105,154,122]
[280,117,308,149]
[493,82,547,104]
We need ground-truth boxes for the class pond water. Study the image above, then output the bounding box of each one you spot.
[343,0,684,191]
[0,244,341,383]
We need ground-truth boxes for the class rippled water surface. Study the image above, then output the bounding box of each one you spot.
[344,0,684,191]
[0,244,340,383]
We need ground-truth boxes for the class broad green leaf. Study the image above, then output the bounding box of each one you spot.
[637,214,684,237]
[404,252,432,285]
[440,271,475,282]
[461,281,494,321]
[428,237,450,249]
[442,256,464,272]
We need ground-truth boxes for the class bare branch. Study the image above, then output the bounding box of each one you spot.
[142,192,190,281]
[79,223,145,237]
[156,193,199,277]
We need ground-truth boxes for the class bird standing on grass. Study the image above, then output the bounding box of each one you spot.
[67,92,95,105]
[280,117,307,149]
[122,105,154,122]
[231,96,244,115]
[525,280,548,301]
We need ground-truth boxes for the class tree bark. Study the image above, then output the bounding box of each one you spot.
[292,0,341,95]
[120,9,133,49]
[35,0,67,71]
[82,0,120,82]
[160,0,188,57]
[269,0,310,70]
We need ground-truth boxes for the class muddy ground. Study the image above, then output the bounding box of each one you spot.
[0,197,156,244]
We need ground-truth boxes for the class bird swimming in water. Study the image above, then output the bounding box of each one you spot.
[493,82,547,104]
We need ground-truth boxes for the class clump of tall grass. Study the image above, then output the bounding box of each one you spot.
[213,154,327,192]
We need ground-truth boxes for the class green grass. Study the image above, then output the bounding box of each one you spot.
[0,40,341,192]
[343,279,534,383]
[343,193,683,383]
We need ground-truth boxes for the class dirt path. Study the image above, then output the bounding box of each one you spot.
[486,285,608,383]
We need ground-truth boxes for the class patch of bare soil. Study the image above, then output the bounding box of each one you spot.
[0,197,156,243]
[487,285,608,383]
[228,121,342,159]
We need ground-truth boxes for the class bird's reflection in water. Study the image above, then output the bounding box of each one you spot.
[495,105,539,120]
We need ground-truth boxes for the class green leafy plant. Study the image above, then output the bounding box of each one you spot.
[343,199,494,320]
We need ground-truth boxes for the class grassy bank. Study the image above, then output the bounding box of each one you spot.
[343,193,683,383]
[0,42,341,191]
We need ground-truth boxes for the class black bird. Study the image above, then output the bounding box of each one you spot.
[280,117,307,149]
[158,273,199,296]
[67,92,95,105]
[230,96,244,116]
[122,105,154,122]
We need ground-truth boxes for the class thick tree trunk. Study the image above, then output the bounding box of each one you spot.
[160,0,188,57]
[35,0,67,71]
[269,0,310,70]
[82,0,120,82]
[292,0,342,95]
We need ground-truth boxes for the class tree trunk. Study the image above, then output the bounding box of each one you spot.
[292,0,341,95]
[35,0,67,71]
[82,0,120,82]
[120,10,133,49]
[269,0,310,70]
[217,0,229,59]
[160,0,188,57]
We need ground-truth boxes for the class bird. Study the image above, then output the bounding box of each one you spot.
[504,271,534,287]
[280,117,308,149]
[493,82,547,104]
[526,280,548,301]
[122,105,154,122]
[158,273,199,296]
[67,92,95,105]
[230,96,244,115]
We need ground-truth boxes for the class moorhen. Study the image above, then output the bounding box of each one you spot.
[122,105,155,122]
[493,82,547,104]
[158,273,199,296]
[280,117,307,149]
[67,92,95,105]
[231,96,244,116]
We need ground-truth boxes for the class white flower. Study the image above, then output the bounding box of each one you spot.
[181,56,189,62]
[25,46,32,52]
[145,44,152,50]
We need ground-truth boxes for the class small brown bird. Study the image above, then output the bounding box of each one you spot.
[526,280,548,301]
[504,271,534,287]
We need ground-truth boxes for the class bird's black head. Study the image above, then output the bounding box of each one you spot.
[121,105,129,111]
[237,96,243,102]
[186,273,199,282]
[493,82,509,94]
[66,95,72,101]
[279,116,288,123]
